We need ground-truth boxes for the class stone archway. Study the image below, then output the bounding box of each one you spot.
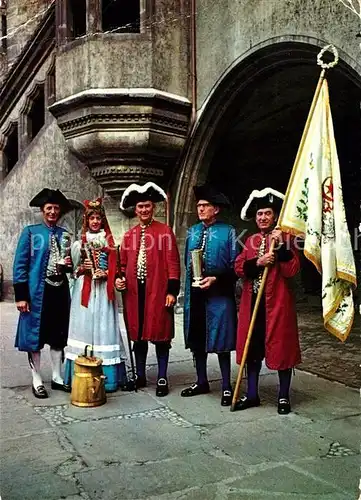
[173,38,361,303]
[174,39,361,231]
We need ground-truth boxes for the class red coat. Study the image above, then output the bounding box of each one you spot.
[120,220,180,342]
[235,232,301,370]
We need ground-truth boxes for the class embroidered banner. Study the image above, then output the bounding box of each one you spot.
[278,78,356,341]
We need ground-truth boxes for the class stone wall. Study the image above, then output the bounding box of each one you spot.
[0,51,103,298]
[196,0,360,108]
[0,51,6,86]
[5,0,52,68]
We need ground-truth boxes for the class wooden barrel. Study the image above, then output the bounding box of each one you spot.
[71,355,106,407]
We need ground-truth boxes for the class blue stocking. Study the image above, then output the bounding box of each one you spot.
[278,368,292,400]
[194,351,208,386]
[218,352,231,391]
[155,343,170,380]
[133,341,148,379]
[246,360,262,400]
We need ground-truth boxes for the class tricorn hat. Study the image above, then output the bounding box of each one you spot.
[240,187,284,221]
[193,183,230,208]
[120,182,167,210]
[29,188,71,211]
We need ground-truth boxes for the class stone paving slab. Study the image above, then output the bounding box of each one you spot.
[147,487,353,500]
[1,430,74,473]
[163,383,275,426]
[297,305,360,388]
[0,388,51,437]
[64,413,210,467]
[1,471,79,500]
[75,452,247,500]
[310,415,360,452]
[228,464,344,495]
[295,456,360,494]
[206,417,333,466]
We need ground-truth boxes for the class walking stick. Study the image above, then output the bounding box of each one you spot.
[116,245,137,392]
[230,239,276,412]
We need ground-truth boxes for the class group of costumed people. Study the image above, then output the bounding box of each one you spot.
[13,180,301,414]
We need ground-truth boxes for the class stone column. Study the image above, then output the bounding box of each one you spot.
[0,149,6,181]
[18,113,30,152]
[86,0,101,34]
[56,0,71,45]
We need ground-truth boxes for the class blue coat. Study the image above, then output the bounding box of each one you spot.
[13,223,70,352]
[183,221,239,353]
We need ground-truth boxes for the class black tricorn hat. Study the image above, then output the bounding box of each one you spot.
[120,182,167,210]
[193,184,230,208]
[29,188,71,211]
[240,187,284,221]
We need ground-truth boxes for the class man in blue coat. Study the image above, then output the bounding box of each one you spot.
[13,188,72,398]
[181,184,239,406]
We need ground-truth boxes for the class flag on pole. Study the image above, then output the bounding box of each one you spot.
[278,76,357,341]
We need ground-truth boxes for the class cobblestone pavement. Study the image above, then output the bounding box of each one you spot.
[0,301,360,499]
[297,303,360,388]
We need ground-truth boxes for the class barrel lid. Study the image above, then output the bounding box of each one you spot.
[75,355,102,367]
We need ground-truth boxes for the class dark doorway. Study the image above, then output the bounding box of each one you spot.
[206,64,361,298]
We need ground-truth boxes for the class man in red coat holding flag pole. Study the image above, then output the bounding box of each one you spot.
[235,188,301,415]
[116,182,181,397]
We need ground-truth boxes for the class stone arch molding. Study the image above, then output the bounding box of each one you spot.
[173,35,361,230]
[19,80,45,115]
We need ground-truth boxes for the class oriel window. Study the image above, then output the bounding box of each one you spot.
[102,0,140,33]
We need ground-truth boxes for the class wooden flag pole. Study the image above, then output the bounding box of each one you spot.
[230,239,276,412]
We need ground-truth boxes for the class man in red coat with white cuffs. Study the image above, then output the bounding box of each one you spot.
[235,187,301,415]
[116,182,181,397]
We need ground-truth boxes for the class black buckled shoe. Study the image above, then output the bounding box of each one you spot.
[135,376,147,389]
[278,398,291,415]
[32,385,49,399]
[234,395,260,411]
[221,389,233,406]
[121,379,136,391]
[51,380,71,393]
[180,382,210,397]
[156,378,169,397]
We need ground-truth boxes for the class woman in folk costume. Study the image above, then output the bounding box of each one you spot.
[116,182,181,397]
[64,198,129,392]
[235,188,301,415]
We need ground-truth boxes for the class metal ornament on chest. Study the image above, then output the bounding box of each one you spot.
[200,227,207,254]
[137,220,152,283]
[46,233,63,286]
[253,235,267,294]
[190,227,207,288]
